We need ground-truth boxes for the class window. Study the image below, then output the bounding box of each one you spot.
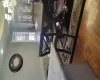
[12,32,36,42]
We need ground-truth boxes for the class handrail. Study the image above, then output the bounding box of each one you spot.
[39,0,86,65]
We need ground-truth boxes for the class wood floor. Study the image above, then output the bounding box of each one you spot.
[73,0,100,79]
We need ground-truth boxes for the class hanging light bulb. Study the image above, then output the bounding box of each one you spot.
[0,48,3,55]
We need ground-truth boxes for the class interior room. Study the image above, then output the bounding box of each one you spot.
[0,0,100,80]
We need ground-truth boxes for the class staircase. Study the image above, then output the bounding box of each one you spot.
[47,43,97,80]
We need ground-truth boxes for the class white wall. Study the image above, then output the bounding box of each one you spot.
[1,42,44,80]
[0,20,10,79]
